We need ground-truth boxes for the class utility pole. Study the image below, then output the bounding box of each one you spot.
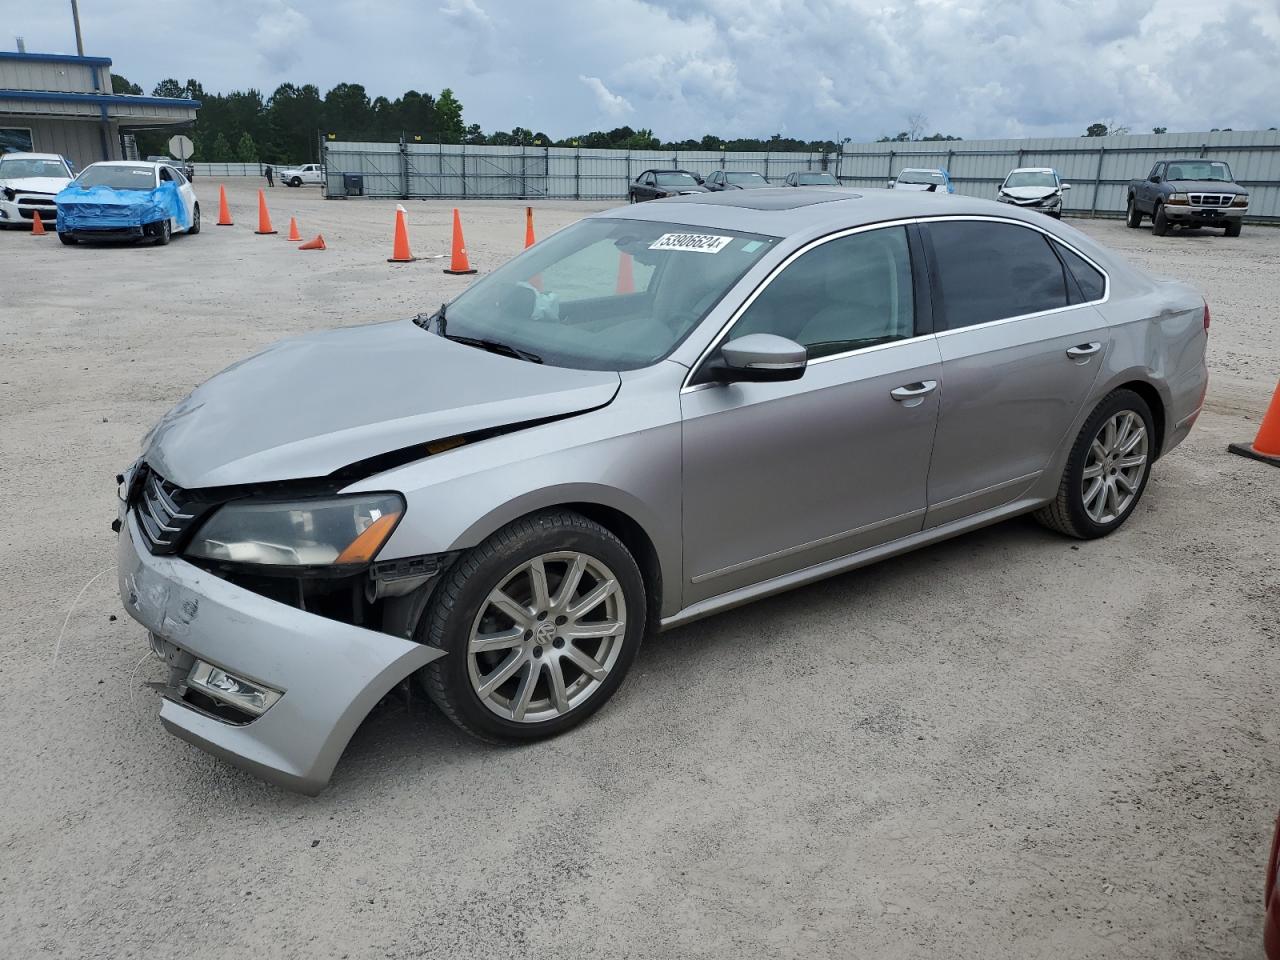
[70,0,85,55]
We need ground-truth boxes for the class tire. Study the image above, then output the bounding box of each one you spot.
[1034,388,1156,540]
[1151,203,1170,237]
[290,177,302,188]
[187,203,200,235]
[1225,221,1242,238]
[419,509,646,742]
[58,232,77,245]
[151,219,172,245]
[1125,196,1143,228]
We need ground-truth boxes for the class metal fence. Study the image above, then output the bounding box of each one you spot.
[192,161,267,177]
[312,130,1280,221]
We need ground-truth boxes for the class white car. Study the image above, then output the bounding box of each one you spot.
[888,167,955,193]
[0,152,74,229]
[278,163,323,187]
[997,167,1071,219]
[56,160,199,246]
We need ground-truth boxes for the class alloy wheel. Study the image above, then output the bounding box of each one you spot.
[467,551,627,723]
[1081,411,1148,524]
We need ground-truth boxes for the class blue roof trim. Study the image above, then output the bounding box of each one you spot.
[0,89,200,108]
[0,51,113,66]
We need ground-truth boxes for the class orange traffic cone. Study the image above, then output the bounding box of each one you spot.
[216,184,233,225]
[31,210,46,236]
[444,208,476,275]
[524,206,536,248]
[387,204,417,263]
[286,217,302,241]
[298,234,326,251]
[615,252,634,294]
[1229,380,1280,466]
[254,189,277,235]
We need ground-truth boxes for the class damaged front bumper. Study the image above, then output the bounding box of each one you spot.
[117,511,445,794]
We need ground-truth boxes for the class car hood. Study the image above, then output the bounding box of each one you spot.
[1000,185,1058,200]
[142,319,621,489]
[0,176,70,194]
[893,182,940,191]
[1167,179,1244,194]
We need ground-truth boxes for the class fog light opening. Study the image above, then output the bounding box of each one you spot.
[187,661,282,717]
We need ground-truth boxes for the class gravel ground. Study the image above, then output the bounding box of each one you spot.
[1,180,1277,959]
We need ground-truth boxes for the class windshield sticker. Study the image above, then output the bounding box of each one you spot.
[649,233,733,254]
[741,240,764,253]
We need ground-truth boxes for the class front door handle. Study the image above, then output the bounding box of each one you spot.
[1066,342,1102,359]
[890,380,938,405]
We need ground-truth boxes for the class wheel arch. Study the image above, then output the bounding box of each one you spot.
[1113,379,1166,459]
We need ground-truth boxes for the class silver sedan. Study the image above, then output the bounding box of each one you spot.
[117,188,1209,792]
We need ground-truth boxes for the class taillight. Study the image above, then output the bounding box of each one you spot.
[1203,301,1210,334]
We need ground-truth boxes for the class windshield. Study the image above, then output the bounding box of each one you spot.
[654,172,699,187]
[74,165,156,190]
[0,157,70,179]
[1165,161,1232,182]
[725,172,768,185]
[438,218,778,370]
[1004,171,1057,188]
[797,172,838,185]
[897,170,946,185]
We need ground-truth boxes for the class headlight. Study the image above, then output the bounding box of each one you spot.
[1167,192,1189,205]
[1231,194,1249,207]
[185,494,404,568]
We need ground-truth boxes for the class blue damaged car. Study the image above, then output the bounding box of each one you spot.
[56,160,199,246]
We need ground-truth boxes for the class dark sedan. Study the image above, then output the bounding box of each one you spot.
[783,171,839,187]
[704,170,770,191]
[628,169,707,202]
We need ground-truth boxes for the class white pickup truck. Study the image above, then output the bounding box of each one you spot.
[278,163,323,187]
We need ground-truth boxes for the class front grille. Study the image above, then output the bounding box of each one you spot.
[1188,193,1231,207]
[133,468,199,553]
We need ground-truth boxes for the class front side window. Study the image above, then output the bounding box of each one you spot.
[1004,171,1058,189]
[75,164,156,189]
[730,227,916,360]
[927,221,1069,330]
[440,218,778,370]
[0,157,70,178]
[1165,160,1232,182]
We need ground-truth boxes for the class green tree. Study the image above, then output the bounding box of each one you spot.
[323,82,372,139]
[210,132,233,161]
[436,88,464,143]
[266,83,323,162]
[111,74,142,95]
[152,78,186,98]
[235,132,258,162]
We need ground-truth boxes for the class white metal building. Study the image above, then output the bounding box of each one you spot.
[0,51,198,169]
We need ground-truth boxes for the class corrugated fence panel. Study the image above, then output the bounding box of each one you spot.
[315,132,1280,219]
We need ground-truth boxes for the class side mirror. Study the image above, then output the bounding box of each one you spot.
[1151,176,1161,184]
[886,180,895,188]
[707,334,807,383]
[1061,183,1072,190]
[694,174,705,184]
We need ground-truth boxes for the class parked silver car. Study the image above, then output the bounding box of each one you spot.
[117,188,1209,793]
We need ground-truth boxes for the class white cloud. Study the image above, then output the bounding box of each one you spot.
[252,1,310,73]
[579,75,633,119]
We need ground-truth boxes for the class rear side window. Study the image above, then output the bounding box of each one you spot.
[926,221,1069,330]
[1054,242,1106,302]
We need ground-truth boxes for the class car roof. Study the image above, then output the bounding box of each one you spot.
[87,160,162,168]
[899,167,946,173]
[593,187,1059,238]
[1009,167,1055,174]
[0,152,67,162]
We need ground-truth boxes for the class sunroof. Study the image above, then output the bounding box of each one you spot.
[663,188,858,210]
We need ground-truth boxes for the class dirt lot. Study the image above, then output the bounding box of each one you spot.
[1,179,1277,959]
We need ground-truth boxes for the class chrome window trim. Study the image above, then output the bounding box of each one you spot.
[680,213,1111,393]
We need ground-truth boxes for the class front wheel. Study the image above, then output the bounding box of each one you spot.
[1225,221,1242,238]
[290,177,302,188]
[58,232,77,245]
[1126,196,1143,228]
[419,510,646,742]
[152,219,172,245]
[1152,203,1170,236]
[1034,389,1155,540]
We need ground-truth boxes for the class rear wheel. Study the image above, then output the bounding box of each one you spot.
[419,510,646,742]
[187,203,201,235]
[1151,203,1170,236]
[1034,389,1155,540]
[1126,196,1143,227]
[1225,221,1242,238]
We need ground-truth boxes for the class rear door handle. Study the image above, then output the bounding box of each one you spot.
[890,380,938,403]
[1066,342,1102,359]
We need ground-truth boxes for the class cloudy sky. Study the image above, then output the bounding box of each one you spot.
[12,0,1279,140]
